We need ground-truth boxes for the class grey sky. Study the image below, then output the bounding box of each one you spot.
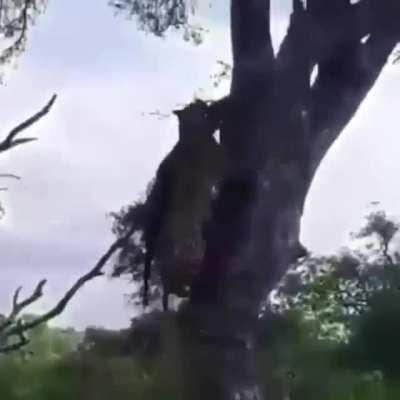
[1,0,400,330]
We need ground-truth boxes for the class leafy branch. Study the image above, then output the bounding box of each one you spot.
[0,0,48,74]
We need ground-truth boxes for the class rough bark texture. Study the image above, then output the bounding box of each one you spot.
[176,1,400,399]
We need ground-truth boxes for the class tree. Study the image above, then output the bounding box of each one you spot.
[110,2,400,399]
[268,207,400,395]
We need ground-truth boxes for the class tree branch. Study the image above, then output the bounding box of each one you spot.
[0,174,21,180]
[0,174,21,191]
[309,31,398,177]
[275,1,311,112]
[0,225,136,353]
[276,0,400,103]
[0,94,57,154]
[272,0,400,199]
[230,0,274,95]
[309,0,400,49]
[0,280,46,331]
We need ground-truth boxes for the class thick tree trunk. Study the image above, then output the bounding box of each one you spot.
[182,134,305,399]
[178,94,306,399]
[177,3,306,397]
[174,1,399,399]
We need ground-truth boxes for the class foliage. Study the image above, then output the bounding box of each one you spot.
[109,0,208,45]
[72,211,396,399]
[2,298,400,400]
[0,321,82,400]
[12,316,82,359]
[342,289,400,376]
[209,60,232,89]
[275,209,400,341]
[0,0,48,79]
[0,313,184,400]
[110,199,164,308]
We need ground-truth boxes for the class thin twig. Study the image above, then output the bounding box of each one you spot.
[0,174,21,180]
[0,174,21,191]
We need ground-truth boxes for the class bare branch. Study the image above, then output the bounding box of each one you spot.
[13,280,46,313]
[0,174,21,180]
[12,287,23,308]
[0,279,46,331]
[0,226,136,352]
[0,336,29,353]
[0,321,29,354]
[0,94,57,154]
[0,173,21,190]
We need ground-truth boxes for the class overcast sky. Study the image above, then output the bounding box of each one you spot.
[1,0,400,330]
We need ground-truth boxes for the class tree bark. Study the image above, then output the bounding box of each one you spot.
[177,1,400,399]
[180,116,304,400]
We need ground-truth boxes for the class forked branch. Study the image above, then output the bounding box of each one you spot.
[274,0,400,194]
[0,225,135,354]
[0,94,57,154]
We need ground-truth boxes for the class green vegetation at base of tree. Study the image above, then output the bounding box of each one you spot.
[1,312,400,400]
[2,209,400,400]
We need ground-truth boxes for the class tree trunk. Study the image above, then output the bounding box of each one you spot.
[175,1,399,398]
[178,102,306,400]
